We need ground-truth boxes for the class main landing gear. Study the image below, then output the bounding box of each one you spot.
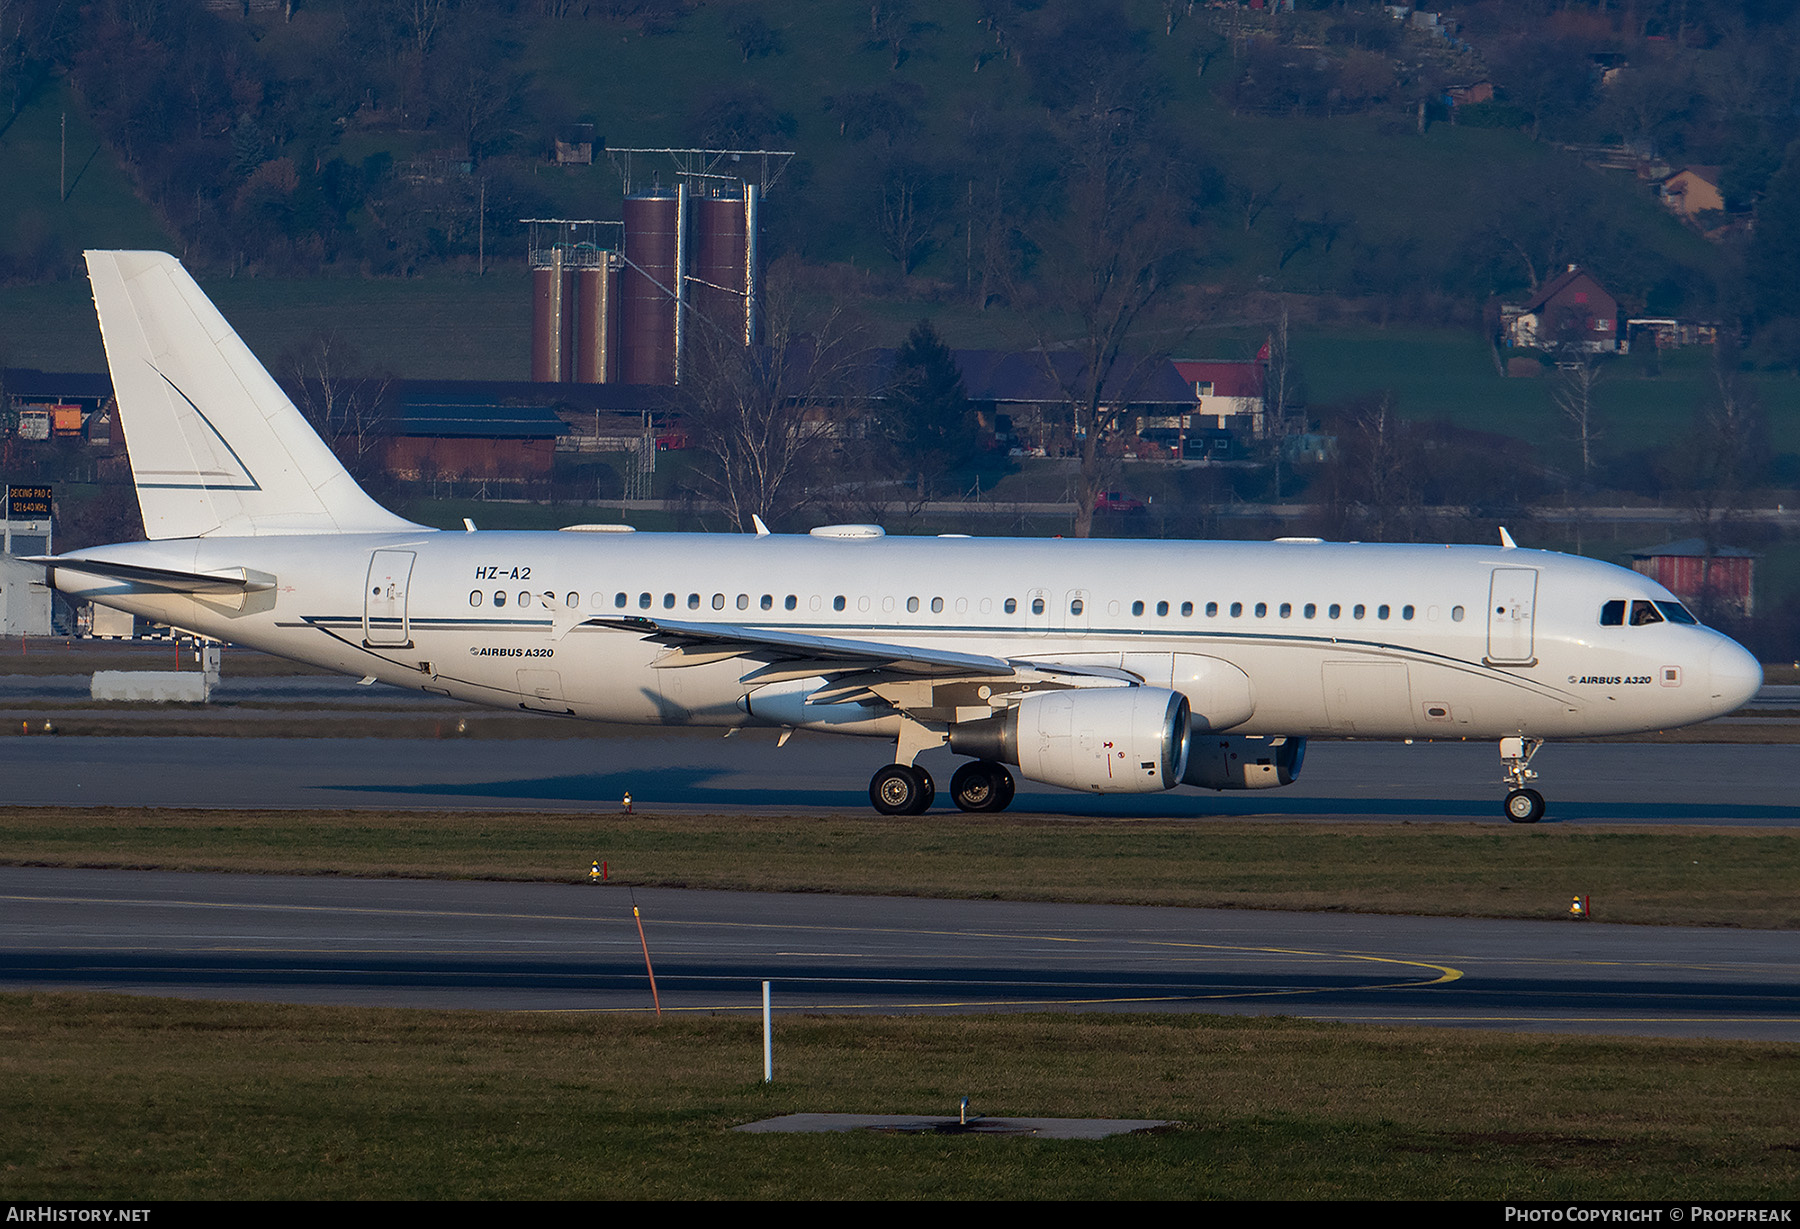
[1500,736,1545,824]
[950,759,1015,813]
[870,763,934,815]
[868,759,1016,815]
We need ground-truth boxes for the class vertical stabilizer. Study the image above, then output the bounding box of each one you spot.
[85,250,421,539]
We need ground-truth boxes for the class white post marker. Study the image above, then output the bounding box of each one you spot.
[763,981,773,1083]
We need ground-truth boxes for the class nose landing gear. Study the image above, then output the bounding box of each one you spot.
[1500,736,1545,823]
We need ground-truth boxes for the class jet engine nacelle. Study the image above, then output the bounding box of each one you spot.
[950,686,1191,794]
[1181,733,1306,790]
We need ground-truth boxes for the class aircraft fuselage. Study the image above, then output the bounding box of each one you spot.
[51,530,1760,744]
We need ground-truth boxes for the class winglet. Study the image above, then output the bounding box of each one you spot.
[1499,527,1518,550]
[751,515,771,537]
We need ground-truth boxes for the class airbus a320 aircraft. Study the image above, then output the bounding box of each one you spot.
[39,252,1763,822]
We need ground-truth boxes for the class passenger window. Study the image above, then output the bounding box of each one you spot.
[1254,602,1267,618]
[785,595,797,611]
[688,594,700,609]
[1377,604,1390,620]
[713,594,725,610]
[834,596,846,611]
[519,592,532,607]
[615,592,627,609]
[761,594,773,610]
[1353,604,1365,619]
[1230,602,1242,617]
[1303,603,1316,619]
[638,592,651,609]
[1451,605,1465,622]
[1071,598,1084,615]
[568,593,581,609]
[1600,600,1626,626]
[737,594,749,610]
[1630,600,1664,626]
[1206,602,1218,617]
[663,593,675,609]
[1132,601,1145,616]
[469,591,483,607]
[1278,602,1291,618]
[494,591,506,608]
[907,597,919,613]
[1181,601,1193,617]
[1156,601,1169,616]
[931,597,944,613]
[1402,604,1414,620]
[1031,597,1045,615]
[1005,598,1017,614]
[1328,604,1341,619]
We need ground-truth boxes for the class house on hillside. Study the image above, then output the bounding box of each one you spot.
[1659,167,1723,220]
[1501,266,1620,354]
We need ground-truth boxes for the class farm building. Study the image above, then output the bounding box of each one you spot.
[1628,539,1757,618]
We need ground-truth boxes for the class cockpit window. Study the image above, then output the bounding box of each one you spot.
[1630,600,1664,626]
[1655,601,1698,625]
[1600,600,1626,626]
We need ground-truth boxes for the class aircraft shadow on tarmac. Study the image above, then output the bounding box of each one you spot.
[327,769,1800,823]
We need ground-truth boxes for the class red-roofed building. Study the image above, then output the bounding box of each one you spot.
[1172,359,1268,436]
[1501,265,1620,353]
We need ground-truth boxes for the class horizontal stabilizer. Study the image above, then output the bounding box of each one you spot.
[31,556,275,595]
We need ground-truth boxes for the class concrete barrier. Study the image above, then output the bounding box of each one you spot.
[91,672,213,703]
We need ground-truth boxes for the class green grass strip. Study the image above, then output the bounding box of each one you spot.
[4,808,1797,928]
[0,994,1795,1199]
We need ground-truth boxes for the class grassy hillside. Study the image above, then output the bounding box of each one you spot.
[2,0,1788,496]
[0,79,172,277]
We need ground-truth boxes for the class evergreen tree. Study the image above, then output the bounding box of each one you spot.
[882,320,980,502]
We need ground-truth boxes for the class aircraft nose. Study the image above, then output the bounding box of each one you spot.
[1706,638,1763,715]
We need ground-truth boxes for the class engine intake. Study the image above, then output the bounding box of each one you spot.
[950,686,1191,794]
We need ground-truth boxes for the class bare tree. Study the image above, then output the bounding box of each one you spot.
[1322,393,1421,543]
[1552,352,1605,489]
[279,330,393,477]
[1264,305,1300,499]
[876,156,938,275]
[1672,342,1767,571]
[1013,120,1187,538]
[680,266,873,531]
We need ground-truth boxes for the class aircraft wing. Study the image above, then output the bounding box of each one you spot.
[591,615,1015,677]
[590,615,1141,725]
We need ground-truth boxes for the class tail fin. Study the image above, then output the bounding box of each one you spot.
[85,250,420,539]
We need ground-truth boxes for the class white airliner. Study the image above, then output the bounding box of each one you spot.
[39,251,1763,822]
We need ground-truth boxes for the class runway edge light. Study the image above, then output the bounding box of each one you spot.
[1569,895,1589,920]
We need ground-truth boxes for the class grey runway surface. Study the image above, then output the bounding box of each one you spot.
[1,732,1796,824]
[2,867,1796,1040]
